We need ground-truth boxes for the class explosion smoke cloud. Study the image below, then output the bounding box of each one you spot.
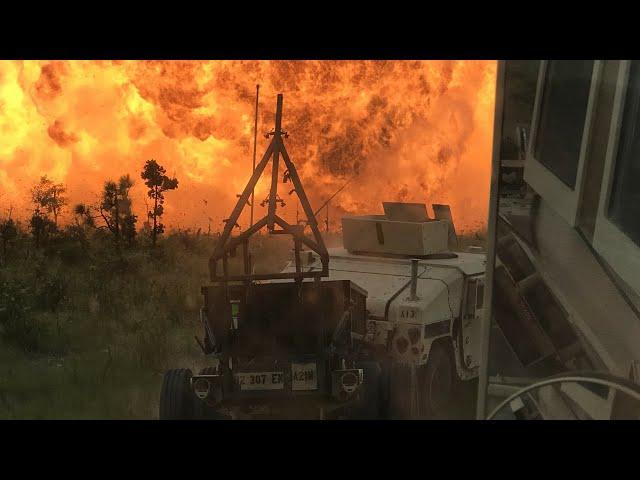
[0,60,496,233]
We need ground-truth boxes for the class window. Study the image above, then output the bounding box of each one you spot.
[482,60,640,421]
[607,61,640,247]
[534,61,595,188]
[501,60,540,160]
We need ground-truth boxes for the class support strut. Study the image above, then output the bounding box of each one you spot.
[209,94,329,284]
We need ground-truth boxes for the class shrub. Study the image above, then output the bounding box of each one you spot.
[0,279,66,353]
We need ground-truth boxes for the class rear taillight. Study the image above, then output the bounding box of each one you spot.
[191,375,223,405]
[331,369,363,402]
[341,372,359,392]
[193,378,211,400]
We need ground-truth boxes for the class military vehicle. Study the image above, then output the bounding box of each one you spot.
[281,201,486,418]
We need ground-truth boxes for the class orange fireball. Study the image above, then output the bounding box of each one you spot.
[0,60,496,233]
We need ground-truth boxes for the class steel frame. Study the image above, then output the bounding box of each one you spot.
[209,94,329,284]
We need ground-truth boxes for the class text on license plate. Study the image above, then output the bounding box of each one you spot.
[291,362,318,391]
[235,372,284,391]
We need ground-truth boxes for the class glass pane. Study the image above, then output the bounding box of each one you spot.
[608,61,640,247]
[534,60,594,188]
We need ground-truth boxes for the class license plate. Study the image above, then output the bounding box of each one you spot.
[291,363,318,391]
[235,372,284,391]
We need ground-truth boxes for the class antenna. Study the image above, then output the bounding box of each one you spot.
[300,175,356,232]
[250,84,259,228]
[313,175,355,218]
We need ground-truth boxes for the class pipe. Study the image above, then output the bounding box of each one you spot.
[409,259,419,301]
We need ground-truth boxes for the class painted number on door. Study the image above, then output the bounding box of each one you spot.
[400,309,417,320]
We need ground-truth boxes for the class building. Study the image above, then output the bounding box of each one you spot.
[479,60,640,419]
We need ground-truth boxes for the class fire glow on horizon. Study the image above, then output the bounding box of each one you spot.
[0,60,496,233]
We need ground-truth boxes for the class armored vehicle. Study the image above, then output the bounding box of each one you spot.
[281,202,487,418]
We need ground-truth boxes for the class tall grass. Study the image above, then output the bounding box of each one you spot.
[0,228,291,419]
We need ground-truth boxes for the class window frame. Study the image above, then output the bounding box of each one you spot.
[524,60,602,226]
[593,60,640,297]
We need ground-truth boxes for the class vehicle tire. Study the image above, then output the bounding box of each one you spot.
[159,368,194,420]
[418,340,456,419]
[354,361,383,419]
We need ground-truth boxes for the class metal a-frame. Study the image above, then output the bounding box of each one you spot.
[209,93,329,283]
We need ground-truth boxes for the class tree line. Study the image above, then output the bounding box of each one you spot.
[0,159,178,262]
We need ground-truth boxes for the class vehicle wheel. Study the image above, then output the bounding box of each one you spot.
[354,361,383,419]
[418,340,456,418]
[159,368,194,420]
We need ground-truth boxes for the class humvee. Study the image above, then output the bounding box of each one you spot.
[281,202,486,418]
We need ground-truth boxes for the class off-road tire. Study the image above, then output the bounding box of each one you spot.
[159,368,194,420]
[418,340,457,418]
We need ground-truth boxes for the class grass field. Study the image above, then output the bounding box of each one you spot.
[0,228,294,419]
